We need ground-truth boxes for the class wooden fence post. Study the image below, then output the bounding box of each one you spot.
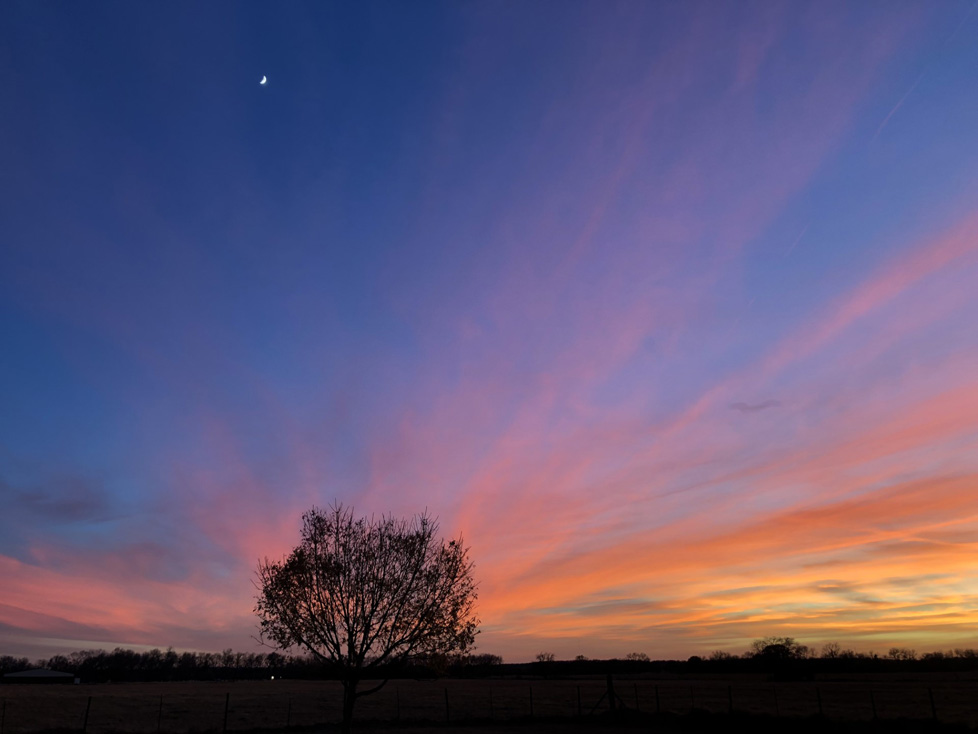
[444,687,450,723]
[577,686,582,716]
[689,684,695,712]
[728,685,733,714]
[655,684,660,714]
[395,688,399,723]
[286,697,292,728]
[772,685,779,718]
[816,686,823,717]
[929,687,937,721]
[489,687,493,719]
[1,698,6,734]
[157,695,164,733]
[82,696,92,733]
[607,675,616,712]
[223,692,230,733]
[529,686,534,718]
[634,683,639,711]
[870,690,877,720]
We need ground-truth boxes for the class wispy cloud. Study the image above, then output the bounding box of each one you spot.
[2,0,976,662]
[730,400,782,414]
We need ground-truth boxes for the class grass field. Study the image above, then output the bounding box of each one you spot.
[1,674,976,733]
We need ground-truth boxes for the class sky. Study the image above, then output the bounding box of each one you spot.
[2,0,978,663]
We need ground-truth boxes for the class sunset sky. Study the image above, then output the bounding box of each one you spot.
[2,1,978,663]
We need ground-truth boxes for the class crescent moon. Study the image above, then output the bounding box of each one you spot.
[260,76,267,85]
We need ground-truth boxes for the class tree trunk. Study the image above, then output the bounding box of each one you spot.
[341,679,358,734]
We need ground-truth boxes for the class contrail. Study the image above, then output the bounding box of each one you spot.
[784,225,809,258]
[872,73,924,142]
[872,0,978,142]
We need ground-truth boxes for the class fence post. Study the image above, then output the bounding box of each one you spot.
[655,684,660,714]
[157,695,164,733]
[286,697,292,728]
[395,688,399,722]
[577,686,581,716]
[82,696,92,734]
[529,686,534,718]
[728,685,733,714]
[634,683,639,711]
[689,684,695,712]
[223,692,230,733]
[1,698,6,734]
[607,675,617,712]
[816,686,823,717]
[489,687,493,719]
[929,687,937,721]
[772,685,779,718]
[444,687,450,723]
[870,690,877,720]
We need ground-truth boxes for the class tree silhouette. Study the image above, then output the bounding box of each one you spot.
[748,636,810,663]
[255,504,478,734]
[887,647,917,661]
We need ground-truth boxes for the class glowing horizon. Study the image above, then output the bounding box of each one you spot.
[2,1,977,663]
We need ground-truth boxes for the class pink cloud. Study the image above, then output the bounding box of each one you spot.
[5,2,974,664]
[389,207,978,657]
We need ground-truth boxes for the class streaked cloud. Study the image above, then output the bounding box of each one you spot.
[1,0,977,662]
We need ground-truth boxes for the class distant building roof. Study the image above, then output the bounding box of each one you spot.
[3,669,74,678]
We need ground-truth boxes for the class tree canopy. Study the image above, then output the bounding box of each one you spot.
[255,504,478,732]
[748,636,811,662]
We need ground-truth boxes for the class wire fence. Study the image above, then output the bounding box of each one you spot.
[1,676,976,732]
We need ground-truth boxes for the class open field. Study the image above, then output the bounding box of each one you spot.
[1,675,976,733]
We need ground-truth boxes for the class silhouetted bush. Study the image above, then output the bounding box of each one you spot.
[0,656,32,675]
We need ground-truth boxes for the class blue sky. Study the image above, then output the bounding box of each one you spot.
[2,0,978,661]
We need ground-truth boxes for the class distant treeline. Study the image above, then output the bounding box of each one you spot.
[525,647,978,680]
[3,637,977,683]
[532,638,978,679]
[0,649,505,683]
[1,649,310,682]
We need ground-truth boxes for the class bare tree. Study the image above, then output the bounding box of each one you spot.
[255,504,479,733]
[887,647,917,661]
[820,642,842,659]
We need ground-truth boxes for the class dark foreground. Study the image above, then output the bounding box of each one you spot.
[1,677,975,732]
[198,711,976,734]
